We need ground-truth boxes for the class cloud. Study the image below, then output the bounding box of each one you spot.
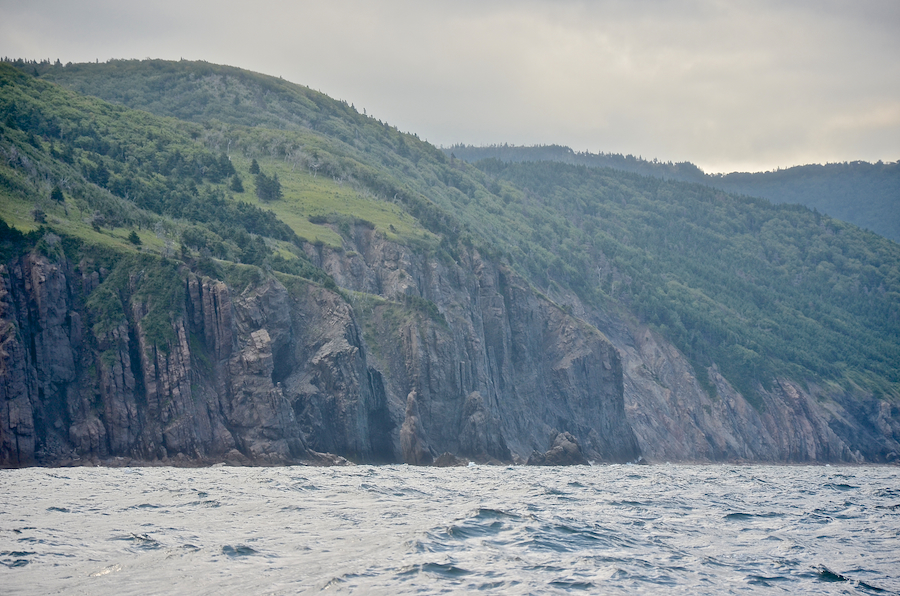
[1,0,898,172]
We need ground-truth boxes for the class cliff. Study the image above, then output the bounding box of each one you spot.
[314,225,900,465]
[0,233,640,467]
[2,229,898,468]
[311,226,640,464]
[605,316,900,463]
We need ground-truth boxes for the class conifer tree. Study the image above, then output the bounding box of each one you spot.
[254,170,282,202]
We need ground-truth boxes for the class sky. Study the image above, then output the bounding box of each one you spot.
[1,0,898,173]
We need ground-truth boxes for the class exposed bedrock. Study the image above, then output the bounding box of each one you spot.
[0,251,390,466]
[559,295,900,463]
[2,227,898,467]
[308,226,641,464]
[313,225,898,464]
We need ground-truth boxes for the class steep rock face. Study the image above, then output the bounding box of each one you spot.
[0,251,392,466]
[0,264,37,466]
[308,224,898,465]
[306,226,642,464]
[4,227,896,467]
[333,228,899,466]
[593,312,900,463]
[458,391,512,464]
[0,254,89,465]
[269,279,393,462]
[399,390,433,465]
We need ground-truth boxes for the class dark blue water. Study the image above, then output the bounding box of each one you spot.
[1,464,898,594]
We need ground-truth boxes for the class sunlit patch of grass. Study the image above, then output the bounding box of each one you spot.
[0,192,42,233]
[230,155,436,248]
[266,238,303,260]
[0,189,165,256]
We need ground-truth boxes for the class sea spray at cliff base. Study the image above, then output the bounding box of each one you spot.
[2,464,898,594]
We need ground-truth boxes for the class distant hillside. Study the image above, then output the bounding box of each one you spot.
[473,157,900,403]
[447,144,709,183]
[713,162,900,242]
[448,144,900,243]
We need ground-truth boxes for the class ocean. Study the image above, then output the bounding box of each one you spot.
[1,464,898,594]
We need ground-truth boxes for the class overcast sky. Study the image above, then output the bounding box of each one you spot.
[2,0,898,173]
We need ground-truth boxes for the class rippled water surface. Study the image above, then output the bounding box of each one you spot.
[2,464,898,594]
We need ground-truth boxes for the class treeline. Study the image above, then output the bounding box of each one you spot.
[448,144,708,183]
[712,161,900,242]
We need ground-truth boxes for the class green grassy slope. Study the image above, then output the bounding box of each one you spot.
[2,59,899,404]
[0,61,435,266]
[32,58,360,134]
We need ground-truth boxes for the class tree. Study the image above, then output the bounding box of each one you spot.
[50,185,64,203]
[128,230,142,245]
[270,173,283,201]
[249,158,260,174]
[230,174,244,193]
[255,170,282,202]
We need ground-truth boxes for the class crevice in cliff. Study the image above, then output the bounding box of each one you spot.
[271,341,293,386]
[28,333,37,366]
[365,367,396,462]
[127,321,146,407]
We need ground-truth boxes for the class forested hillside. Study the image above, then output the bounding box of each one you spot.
[713,162,900,242]
[1,59,898,466]
[448,144,900,243]
[473,159,900,405]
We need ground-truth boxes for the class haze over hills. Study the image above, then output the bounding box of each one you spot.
[447,144,900,244]
[1,58,898,468]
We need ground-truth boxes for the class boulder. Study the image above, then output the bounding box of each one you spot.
[527,430,588,466]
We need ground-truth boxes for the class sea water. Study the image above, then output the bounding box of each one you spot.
[1,464,898,594]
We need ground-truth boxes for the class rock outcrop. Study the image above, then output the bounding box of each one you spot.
[527,430,589,466]
[0,231,638,467]
[0,250,392,467]
[309,226,641,464]
[586,307,900,463]
[458,391,512,464]
[399,390,433,465]
[313,223,900,465]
